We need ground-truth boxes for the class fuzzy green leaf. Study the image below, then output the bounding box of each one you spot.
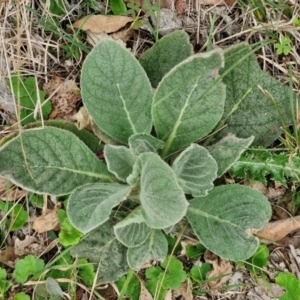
[127,230,168,270]
[67,183,130,234]
[218,43,296,147]
[128,133,165,155]
[153,49,226,158]
[208,134,254,177]
[104,145,136,181]
[186,185,272,261]
[70,220,128,284]
[0,127,113,196]
[140,30,193,88]
[230,150,300,186]
[134,152,189,228]
[172,144,218,197]
[114,207,151,247]
[81,40,153,144]
[46,278,64,297]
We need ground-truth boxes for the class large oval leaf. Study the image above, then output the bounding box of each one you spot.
[186,185,272,261]
[137,152,189,228]
[140,30,193,88]
[70,220,128,284]
[0,127,113,196]
[152,49,226,158]
[67,182,130,234]
[208,134,254,177]
[114,207,151,248]
[81,39,153,144]
[127,229,168,270]
[104,145,136,182]
[172,144,218,197]
[218,43,296,147]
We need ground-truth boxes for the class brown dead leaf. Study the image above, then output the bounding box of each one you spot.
[32,206,60,233]
[172,281,193,300]
[73,15,133,34]
[86,30,129,46]
[44,76,81,119]
[70,106,91,130]
[0,247,17,268]
[204,250,232,293]
[14,235,58,257]
[258,216,300,244]
[0,178,27,201]
[139,280,153,300]
[175,0,186,15]
[197,0,235,5]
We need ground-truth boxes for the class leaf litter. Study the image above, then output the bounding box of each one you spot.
[0,0,300,298]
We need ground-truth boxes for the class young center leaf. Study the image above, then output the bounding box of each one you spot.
[140,30,193,88]
[136,152,189,228]
[81,40,153,144]
[153,49,226,158]
[208,134,254,177]
[104,145,136,182]
[172,143,218,197]
[114,207,151,248]
[67,183,130,234]
[128,133,165,155]
[0,127,113,196]
[127,229,168,270]
[186,185,272,261]
[218,43,296,147]
[70,220,128,284]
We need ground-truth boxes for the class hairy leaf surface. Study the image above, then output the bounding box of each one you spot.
[128,133,165,155]
[81,40,153,144]
[172,144,218,197]
[208,134,254,177]
[114,208,151,248]
[104,145,136,181]
[0,127,112,196]
[137,152,189,228]
[67,183,130,233]
[186,185,271,261]
[140,30,193,87]
[153,49,226,158]
[127,230,168,270]
[70,220,128,283]
[219,43,296,147]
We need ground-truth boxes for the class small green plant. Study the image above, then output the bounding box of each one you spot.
[275,37,293,55]
[0,31,298,285]
[0,201,28,232]
[276,272,300,300]
[9,75,52,125]
[246,244,269,274]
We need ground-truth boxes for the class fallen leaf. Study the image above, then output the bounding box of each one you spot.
[139,280,153,300]
[14,236,37,256]
[73,15,133,34]
[197,0,235,5]
[70,106,91,130]
[172,281,193,300]
[175,0,186,15]
[32,206,60,233]
[204,250,232,293]
[86,31,129,46]
[0,247,17,268]
[44,76,81,119]
[258,216,300,244]
[0,178,27,201]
